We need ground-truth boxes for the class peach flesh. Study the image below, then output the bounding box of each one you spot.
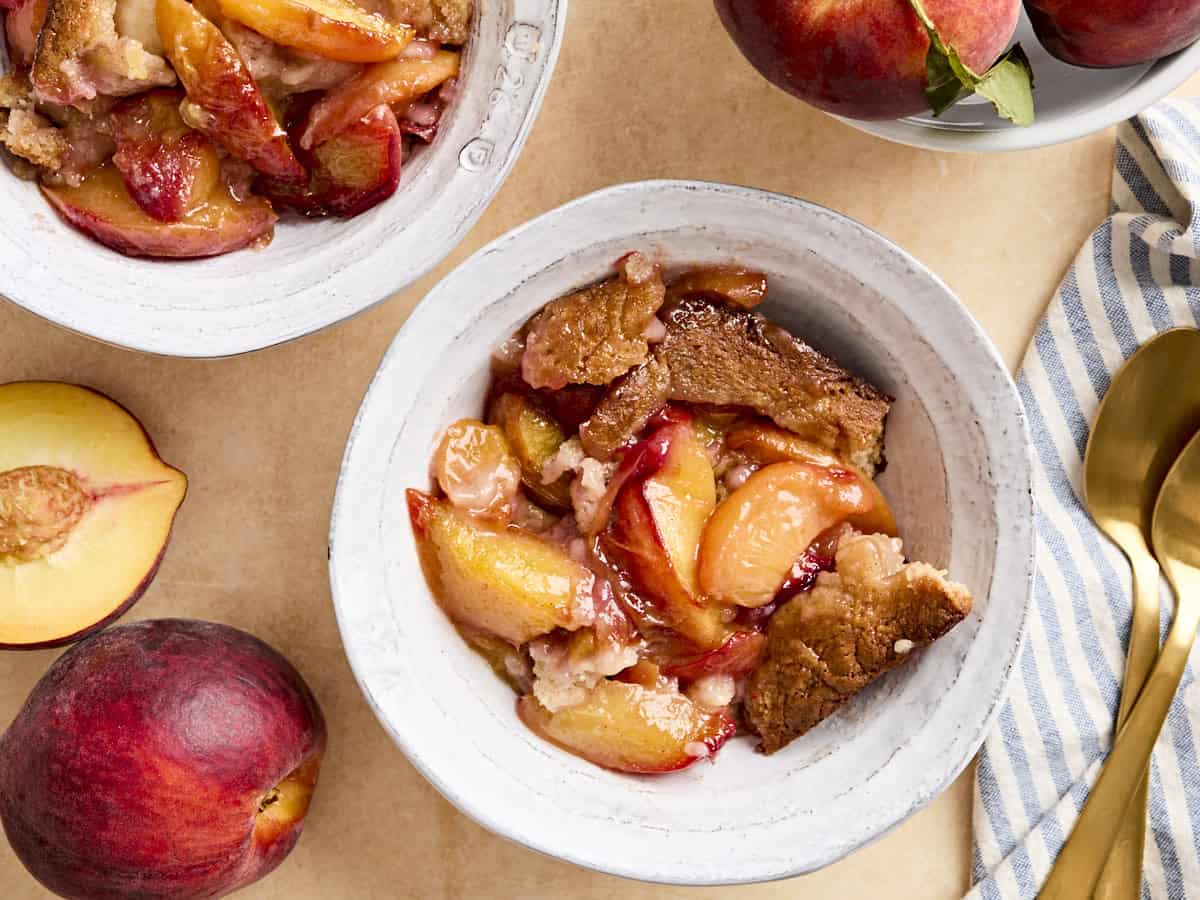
[698,461,872,608]
[42,163,277,259]
[714,0,1021,120]
[610,422,727,650]
[157,0,305,181]
[0,382,186,650]
[517,680,736,773]
[215,0,415,63]
[0,619,326,899]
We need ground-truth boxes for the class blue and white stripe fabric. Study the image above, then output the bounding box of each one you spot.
[969,100,1200,899]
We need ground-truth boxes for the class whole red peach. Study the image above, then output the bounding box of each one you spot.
[714,0,1021,120]
[0,619,326,899]
[1026,0,1200,68]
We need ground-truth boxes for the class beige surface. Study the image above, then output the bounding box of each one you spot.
[1,4,1194,897]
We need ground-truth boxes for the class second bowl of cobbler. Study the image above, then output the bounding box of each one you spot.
[0,0,565,355]
[329,179,1035,885]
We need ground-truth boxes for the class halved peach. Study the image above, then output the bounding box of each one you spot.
[300,49,459,148]
[517,680,736,773]
[4,0,47,67]
[489,393,572,511]
[0,383,187,649]
[110,90,222,222]
[214,0,413,63]
[157,0,306,181]
[407,490,593,646]
[724,420,898,536]
[610,422,726,649]
[42,163,277,258]
[699,461,872,608]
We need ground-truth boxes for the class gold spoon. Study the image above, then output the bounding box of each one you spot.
[1083,328,1200,899]
[1041,428,1200,899]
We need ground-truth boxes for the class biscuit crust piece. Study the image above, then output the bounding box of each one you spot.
[581,295,892,471]
[32,0,175,108]
[521,252,667,391]
[745,532,972,754]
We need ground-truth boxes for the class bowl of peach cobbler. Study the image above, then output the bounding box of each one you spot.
[0,0,563,355]
[330,180,1034,884]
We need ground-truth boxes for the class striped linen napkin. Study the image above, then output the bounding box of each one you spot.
[969,100,1200,899]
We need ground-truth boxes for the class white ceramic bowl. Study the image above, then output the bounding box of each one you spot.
[0,1,565,356]
[329,180,1035,884]
[844,10,1200,152]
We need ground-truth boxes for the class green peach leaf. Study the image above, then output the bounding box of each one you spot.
[975,45,1036,127]
[908,0,1035,126]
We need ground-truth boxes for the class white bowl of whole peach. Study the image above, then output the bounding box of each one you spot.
[329,179,1036,884]
[0,0,564,356]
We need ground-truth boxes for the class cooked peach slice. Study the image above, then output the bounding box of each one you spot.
[429,418,520,520]
[407,490,593,646]
[156,0,305,181]
[263,103,402,218]
[667,266,768,310]
[42,162,276,258]
[110,89,221,222]
[489,393,572,511]
[300,49,458,148]
[611,422,726,649]
[699,461,872,608]
[308,103,401,215]
[724,420,898,536]
[214,0,413,63]
[517,680,735,773]
[0,383,187,649]
[5,0,48,66]
[662,630,766,682]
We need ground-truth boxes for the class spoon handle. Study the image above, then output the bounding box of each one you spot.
[1040,577,1200,899]
[1094,551,1160,900]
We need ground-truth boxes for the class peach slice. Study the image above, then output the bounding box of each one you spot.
[4,0,47,67]
[699,461,873,608]
[517,680,736,773]
[110,89,221,222]
[662,630,766,682]
[300,49,459,148]
[156,0,305,181]
[213,0,413,63]
[489,393,572,511]
[42,162,277,258]
[666,266,768,310]
[610,422,726,649]
[429,418,520,520]
[407,490,593,646]
[260,103,402,218]
[724,420,898,536]
[0,383,187,649]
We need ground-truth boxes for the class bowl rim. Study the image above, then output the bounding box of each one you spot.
[0,0,567,358]
[328,178,1036,884]
[842,38,1200,152]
